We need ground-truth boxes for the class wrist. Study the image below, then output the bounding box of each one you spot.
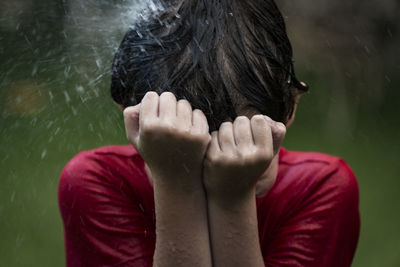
[206,185,256,209]
[152,171,204,194]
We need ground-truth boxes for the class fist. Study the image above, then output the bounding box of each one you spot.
[203,115,286,203]
[124,92,211,183]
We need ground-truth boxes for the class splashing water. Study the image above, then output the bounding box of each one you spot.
[63,0,166,96]
[124,0,165,29]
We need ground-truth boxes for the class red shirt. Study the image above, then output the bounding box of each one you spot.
[58,146,360,266]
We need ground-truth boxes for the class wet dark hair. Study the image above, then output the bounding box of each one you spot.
[111,0,308,131]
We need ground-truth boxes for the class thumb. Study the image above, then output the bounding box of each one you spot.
[123,104,141,148]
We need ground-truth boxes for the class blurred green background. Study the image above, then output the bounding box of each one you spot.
[0,0,399,266]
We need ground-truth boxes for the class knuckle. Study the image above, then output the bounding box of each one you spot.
[193,109,207,119]
[194,109,206,119]
[239,150,256,164]
[140,121,157,136]
[251,114,265,124]
[193,109,206,122]
[206,153,220,167]
[234,116,250,124]
[178,99,191,107]
[159,120,176,131]
[175,127,191,137]
[275,122,287,135]
[189,130,203,139]
[236,115,249,121]
[207,151,223,165]
[190,131,210,145]
[219,153,238,166]
[257,148,274,163]
[144,91,159,100]
[160,91,176,100]
[220,121,232,129]
[122,107,131,118]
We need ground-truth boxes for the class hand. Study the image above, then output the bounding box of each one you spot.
[203,115,286,204]
[124,92,211,186]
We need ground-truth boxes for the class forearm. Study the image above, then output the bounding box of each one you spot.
[207,190,265,267]
[123,92,213,266]
[153,177,212,267]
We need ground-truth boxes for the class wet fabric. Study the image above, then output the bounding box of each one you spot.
[58,146,360,266]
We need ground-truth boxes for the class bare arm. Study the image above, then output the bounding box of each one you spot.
[207,190,264,267]
[124,92,212,267]
[204,116,286,267]
[152,173,211,267]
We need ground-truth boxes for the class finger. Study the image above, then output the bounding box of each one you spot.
[159,92,177,121]
[123,104,141,147]
[250,115,272,147]
[176,99,192,130]
[233,116,253,149]
[270,120,286,155]
[206,131,221,159]
[218,122,235,153]
[140,92,159,126]
[192,109,209,135]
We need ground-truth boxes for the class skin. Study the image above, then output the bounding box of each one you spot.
[122,91,300,267]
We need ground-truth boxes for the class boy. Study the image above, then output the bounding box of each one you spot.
[58,0,360,266]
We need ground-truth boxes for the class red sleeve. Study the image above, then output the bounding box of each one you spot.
[263,159,360,266]
[58,151,155,267]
